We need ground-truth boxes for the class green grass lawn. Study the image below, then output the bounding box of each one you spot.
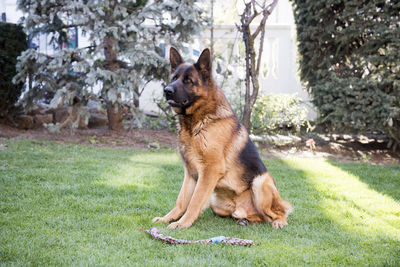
[1,140,399,266]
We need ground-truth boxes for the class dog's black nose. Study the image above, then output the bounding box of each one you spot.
[164,86,174,95]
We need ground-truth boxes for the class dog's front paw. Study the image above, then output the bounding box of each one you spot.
[152,216,171,224]
[271,218,288,229]
[167,220,192,229]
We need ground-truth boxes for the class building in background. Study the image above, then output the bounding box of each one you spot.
[141,0,316,118]
[1,0,22,23]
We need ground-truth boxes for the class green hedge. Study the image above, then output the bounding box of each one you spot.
[292,0,400,149]
[0,22,28,117]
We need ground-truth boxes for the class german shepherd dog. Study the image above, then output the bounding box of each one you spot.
[153,47,292,229]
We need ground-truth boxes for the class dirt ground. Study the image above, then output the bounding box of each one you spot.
[0,123,399,165]
[259,136,400,165]
[0,123,177,149]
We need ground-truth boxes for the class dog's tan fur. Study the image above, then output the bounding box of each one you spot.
[153,47,292,229]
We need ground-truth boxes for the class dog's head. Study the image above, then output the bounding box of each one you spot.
[164,47,212,114]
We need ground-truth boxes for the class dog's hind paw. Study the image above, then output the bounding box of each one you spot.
[237,219,249,226]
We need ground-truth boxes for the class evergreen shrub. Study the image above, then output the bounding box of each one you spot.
[292,0,400,149]
[0,22,27,117]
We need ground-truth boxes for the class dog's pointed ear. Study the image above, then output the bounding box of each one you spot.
[170,47,184,73]
[195,48,212,82]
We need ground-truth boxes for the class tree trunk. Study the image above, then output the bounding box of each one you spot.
[107,102,124,131]
[242,76,260,131]
[103,34,124,131]
[106,98,124,131]
[133,86,140,108]
[241,2,257,132]
[239,0,279,132]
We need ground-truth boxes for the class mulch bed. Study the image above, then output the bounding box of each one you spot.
[1,123,399,165]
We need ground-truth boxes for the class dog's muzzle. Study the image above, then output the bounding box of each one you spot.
[164,85,189,107]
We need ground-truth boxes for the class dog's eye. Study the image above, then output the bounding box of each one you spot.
[184,78,193,84]
[172,76,178,81]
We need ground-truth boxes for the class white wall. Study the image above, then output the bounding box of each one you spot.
[141,0,316,119]
[1,0,23,23]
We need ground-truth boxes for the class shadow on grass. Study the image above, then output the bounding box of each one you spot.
[327,159,400,201]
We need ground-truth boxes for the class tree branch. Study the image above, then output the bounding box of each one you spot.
[139,79,153,96]
[251,0,278,39]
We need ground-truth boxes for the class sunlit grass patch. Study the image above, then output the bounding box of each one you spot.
[1,140,399,266]
[97,153,176,189]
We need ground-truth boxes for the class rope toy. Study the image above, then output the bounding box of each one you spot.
[140,227,254,246]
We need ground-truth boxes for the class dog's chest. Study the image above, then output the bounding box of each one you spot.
[216,173,249,195]
[179,140,248,195]
[178,128,206,159]
[178,140,201,179]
